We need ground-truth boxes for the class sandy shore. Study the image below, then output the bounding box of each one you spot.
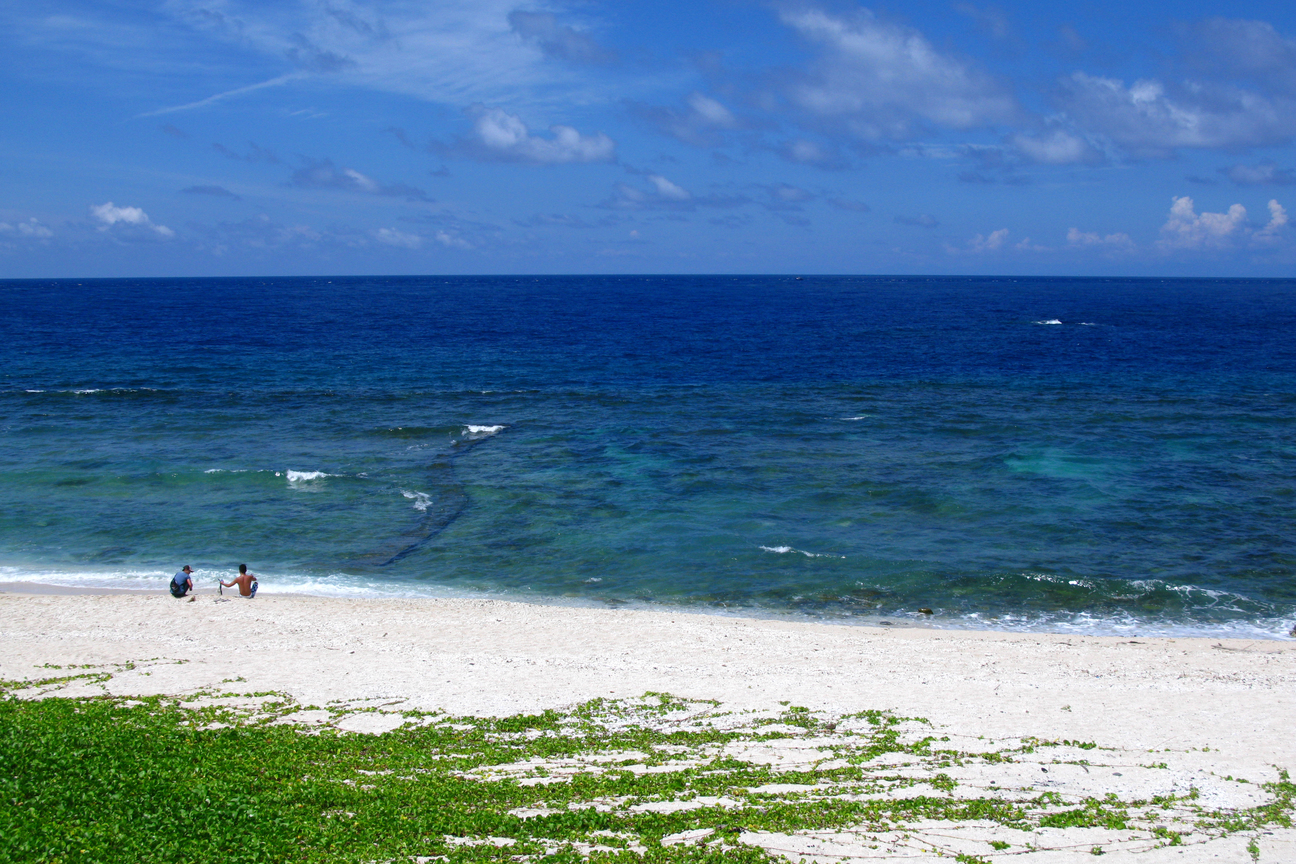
[3,589,1294,862]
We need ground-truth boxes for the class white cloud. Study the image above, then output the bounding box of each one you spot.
[507,10,613,65]
[434,230,472,250]
[471,107,614,163]
[373,227,422,249]
[777,138,846,167]
[1011,129,1101,164]
[647,175,690,201]
[1222,163,1295,186]
[0,218,54,239]
[154,0,606,111]
[1254,199,1289,244]
[1057,73,1293,156]
[91,202,174,237]
[1158,196,1248,250]
[291,159,430,200]
[779,6,1018,138]
[685,92,738,128]
[968,228,1009,251]
[1067,228,1135,251]
[1185,18,1296,95]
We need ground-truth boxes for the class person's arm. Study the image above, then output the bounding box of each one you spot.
[219,579,233,587]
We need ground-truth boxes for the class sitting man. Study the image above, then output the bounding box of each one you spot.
[169,565,194,598]
[220,564,258,598]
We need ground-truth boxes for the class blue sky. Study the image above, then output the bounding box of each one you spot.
[2,0,1295,276]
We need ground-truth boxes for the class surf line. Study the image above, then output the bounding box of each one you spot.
[363,426,505,568]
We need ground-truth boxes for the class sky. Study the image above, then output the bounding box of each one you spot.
[2,0,1296,277]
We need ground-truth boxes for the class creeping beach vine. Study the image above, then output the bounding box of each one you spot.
[1,673,1291,863]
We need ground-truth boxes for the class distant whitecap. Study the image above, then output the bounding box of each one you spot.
[287,470,333,484]
[759,545,845,559]
[463,424,506,440]
[401,489,432,511]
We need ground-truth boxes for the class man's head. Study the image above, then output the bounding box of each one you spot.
[182,566,192,575]
[238,564,247,574]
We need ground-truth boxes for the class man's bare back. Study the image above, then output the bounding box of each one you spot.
[220,564,258,597]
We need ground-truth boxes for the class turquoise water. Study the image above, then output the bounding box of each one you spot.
[1,275,1293,637]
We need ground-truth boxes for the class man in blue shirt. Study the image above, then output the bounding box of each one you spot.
[170,565,193,598]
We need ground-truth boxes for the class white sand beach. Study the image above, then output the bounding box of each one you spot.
[2,588,1294,862]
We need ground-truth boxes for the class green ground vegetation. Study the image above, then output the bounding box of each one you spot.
[1,671,1291,863]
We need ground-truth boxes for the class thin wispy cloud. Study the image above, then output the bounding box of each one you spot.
[777,6,1020,138]
[136,74,300,118]
[3,2,1295,274]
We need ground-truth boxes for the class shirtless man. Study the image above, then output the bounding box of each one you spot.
[220,564,258,598]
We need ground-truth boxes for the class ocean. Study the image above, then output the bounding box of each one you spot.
[1,275,1293,638]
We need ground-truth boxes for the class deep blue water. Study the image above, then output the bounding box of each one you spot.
[1,275,1293,637]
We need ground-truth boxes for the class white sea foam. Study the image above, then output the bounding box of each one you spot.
[286,470,334,484]
[401,490,432,511]
[838,416,869,421]
[463,424,506,440]
[22,387,166,395]
[1034,319,1063,325]
[1079,322,1096,326]
[1,564,1289,639]
[759,545,845,559]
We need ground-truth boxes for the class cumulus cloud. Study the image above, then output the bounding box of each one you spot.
[1221,163,1296,186]
[373,227,423,249]
[1066,227,1135,251]
[1254,199,1289,244]
[290,159,431,201]
[1056,73,1293,156]
[0,218,54,239]
[779,6,1018,139]
[91,202,174,238]
[1157,196,1249,250]
[449,107,615,163]
[508,10,614,65]
[968,228,1010,251]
